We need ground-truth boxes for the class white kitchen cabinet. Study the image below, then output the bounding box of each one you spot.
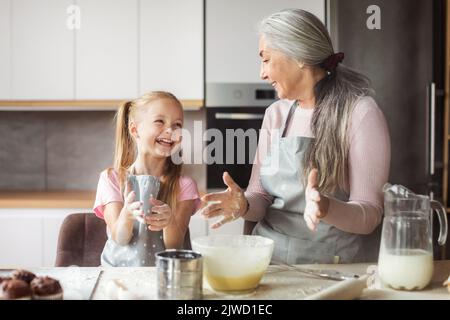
[0,0,11,99]
[4,0,204,102]
[11,0,74,99]
[0,213,42,267]
[75,0,138,99]
[140,0,204,100]
[0,209,82,267]
[206,0,325,83]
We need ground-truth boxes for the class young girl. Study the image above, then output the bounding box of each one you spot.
[93,91,201,267]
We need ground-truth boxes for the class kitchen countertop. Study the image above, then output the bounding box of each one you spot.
[6,260,449,300]
[0,190,207,209]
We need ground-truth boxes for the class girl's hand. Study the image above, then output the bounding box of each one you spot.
[199,172,248,229]
[304,169,329,231]
[145,197,173,231]
[111,189,142,245]
[122,190,144,222]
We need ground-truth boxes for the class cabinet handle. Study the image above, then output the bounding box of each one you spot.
[214,113,264,120]
[429,82,436,175]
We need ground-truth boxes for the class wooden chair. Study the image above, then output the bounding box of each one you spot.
[55,213,107,267]
[55,213,192,266]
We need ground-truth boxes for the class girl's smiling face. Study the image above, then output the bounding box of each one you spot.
[131,98,183,158]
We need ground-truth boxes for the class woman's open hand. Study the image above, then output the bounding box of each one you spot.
[304,169,330,231]
[199,172,248,229]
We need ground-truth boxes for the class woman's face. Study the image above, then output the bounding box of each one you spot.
[132,99,183,158]
[259,35,314,101]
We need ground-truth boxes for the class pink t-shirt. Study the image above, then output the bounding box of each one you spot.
[93,169,201,219]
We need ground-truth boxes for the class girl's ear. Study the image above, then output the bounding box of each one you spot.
[129,120,139,139]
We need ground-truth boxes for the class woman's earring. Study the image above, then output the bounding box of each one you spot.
[297,62,305,69]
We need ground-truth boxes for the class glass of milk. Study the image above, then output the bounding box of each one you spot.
[378,184,448,291]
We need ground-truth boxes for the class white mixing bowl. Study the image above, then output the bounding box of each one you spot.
[192,235,274,292]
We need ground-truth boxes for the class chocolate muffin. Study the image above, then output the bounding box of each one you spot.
[0,276,11,284]
[0,279,32,300]
[30,276,63,300]
[11,269,36,284]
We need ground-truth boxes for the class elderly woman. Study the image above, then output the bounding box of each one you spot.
[200,9,390,264]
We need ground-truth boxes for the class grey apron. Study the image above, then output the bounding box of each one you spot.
[253,102,365,264]
[101,171,165,267]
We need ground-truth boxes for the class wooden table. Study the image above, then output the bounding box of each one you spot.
[4,261,449,300]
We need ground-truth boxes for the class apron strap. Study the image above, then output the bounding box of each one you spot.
[281,101,299,138]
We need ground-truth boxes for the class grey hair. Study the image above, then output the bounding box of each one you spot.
[259,9,374,194]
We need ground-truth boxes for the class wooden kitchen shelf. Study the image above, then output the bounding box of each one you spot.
[0,191,96,208]
[0,190,207,209]
[0,99,204,111]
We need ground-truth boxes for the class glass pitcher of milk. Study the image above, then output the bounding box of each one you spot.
[378,184,448,290]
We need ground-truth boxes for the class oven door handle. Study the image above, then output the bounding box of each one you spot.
[215,113,264,120]
[428,82,436,175]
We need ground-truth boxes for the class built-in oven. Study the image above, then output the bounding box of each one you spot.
[205,83,276,190]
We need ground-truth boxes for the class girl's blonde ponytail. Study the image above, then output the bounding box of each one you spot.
[113,100,136,191]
